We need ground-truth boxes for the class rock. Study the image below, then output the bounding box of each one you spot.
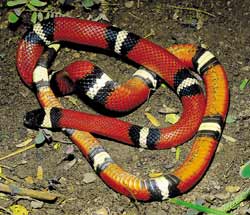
[214,192,230,200]
[93,207,109,215]
[216,142,224,153]
[125,208,139,215]
[240,66,250,72]
[82,172,97,184]
[204,194,216,202]
[59,176,67,185]
[170,147,176,153]
[239,206,250,215]
[63,158,77,170]
[73,52,81,58]
[125,1,134,8]
[31,200,44,209]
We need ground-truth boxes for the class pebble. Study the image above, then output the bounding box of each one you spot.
[132,154,139,162]
[204,194,216,202]
[93,207,109,215]
[125,1,134,8]
[82,172,97,184]
[216,142,224,153]
[170,147,176,153]
[73,52,81,58]
[63,158,77,170]
[239,205,250,215]
[125,208,138,215]
[214,192,231,200]
[59,176,67,185]
[240,65,250,72]
[31,200,44,209]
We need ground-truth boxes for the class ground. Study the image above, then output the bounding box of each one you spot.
[0,0,249,214]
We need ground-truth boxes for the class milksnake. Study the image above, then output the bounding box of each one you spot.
[17,17,229,201]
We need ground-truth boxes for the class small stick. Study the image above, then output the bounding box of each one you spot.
[0,206,12,214]
[137,0,140,8]
[128,12,142,20]
[0,183,59,201]
[166,4,216,17]
[0,144,36,161]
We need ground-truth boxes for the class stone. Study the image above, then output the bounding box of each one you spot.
[82,172,97,184]
[125,1,134,8]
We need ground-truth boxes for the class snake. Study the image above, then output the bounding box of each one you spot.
[16,17,229,201]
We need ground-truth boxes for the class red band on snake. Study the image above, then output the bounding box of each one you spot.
[16,17,229,201]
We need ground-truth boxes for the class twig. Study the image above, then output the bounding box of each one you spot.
[0,206,12,215]
[0,144,36,161]
[166,4,216,17]
[137,0,140,8]
[0,183,59,201]
[0,173,15,183]
[0,165,13,170]
[128,12,142,20]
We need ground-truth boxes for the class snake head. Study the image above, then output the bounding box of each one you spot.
[24,109,46,129]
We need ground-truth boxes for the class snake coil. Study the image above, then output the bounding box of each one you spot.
[17,17,229,201]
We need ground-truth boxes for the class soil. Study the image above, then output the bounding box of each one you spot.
[0,0,249,215]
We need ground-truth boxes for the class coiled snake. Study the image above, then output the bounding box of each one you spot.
[17,17,229,201]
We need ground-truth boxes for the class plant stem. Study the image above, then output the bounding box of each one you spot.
[169,198,233,215]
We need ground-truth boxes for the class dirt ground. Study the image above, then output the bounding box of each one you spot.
[0,0,249,214]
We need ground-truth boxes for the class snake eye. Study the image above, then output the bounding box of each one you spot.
[24,109,45,129]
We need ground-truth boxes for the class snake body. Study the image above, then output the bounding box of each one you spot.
[17,17,229,201]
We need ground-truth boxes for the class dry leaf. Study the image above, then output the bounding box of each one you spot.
[225,185,240,193]
[149,172,163,178]
[25,176,34,184]
[165,113,180,124]
[36,166,43,181]
[9,204,29,215]
[222,134,237,143]
[53,142,61,150]
[145,112,161,127]
[16,138,33,148]
[158,105,179,114]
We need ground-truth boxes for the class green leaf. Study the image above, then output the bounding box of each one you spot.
[7,0,27,7]
[26,2,37,10]
[165,113,180,124]
[239,78,249,90]
[8,11,20,23]
[34,130,46,145]
[13,7,23,16]
[31,11,37,23]
[44,11,50,19]
[175,147,181,161]
[226,115,236,124]
[29,0,47,7]
[82,0,94,9]
[240,160,250,179]
[37,11,43,21]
